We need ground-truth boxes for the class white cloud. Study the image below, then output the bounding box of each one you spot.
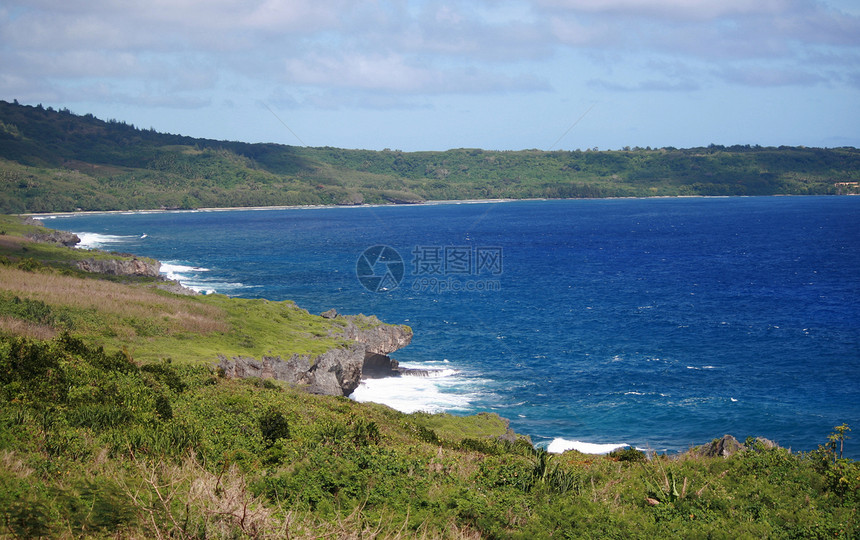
[719,66,828,87]
[282,51,548,96]
[535,0,795,21]
[0,0,858,119]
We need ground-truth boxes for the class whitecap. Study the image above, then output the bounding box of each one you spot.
[160,261,254,295]
[159,262,210,283]
[547,438,628,455]
[75,232,139,249]
[349,366,481,413]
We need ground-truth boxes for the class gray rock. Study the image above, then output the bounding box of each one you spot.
[154,280,199,296]
[76,257,161,277]
[27,230,81,247]
[752,437,779,450]
[321,308,339,319]
[216,313,415,396]
[216,342,366,396]
[693,434,744,458]
[335,314,413,355]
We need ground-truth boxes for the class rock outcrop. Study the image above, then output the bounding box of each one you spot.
[76,257,161,277]
[694,434,745,458]
[334,313,413,355]
[691,434,783,459]
[330,312,422,379]
[27,230,81,247]
[216,311,415,396]
[217,342,366,396]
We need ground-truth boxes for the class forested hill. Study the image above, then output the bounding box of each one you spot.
[1,99,858,213]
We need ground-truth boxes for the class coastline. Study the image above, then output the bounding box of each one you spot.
[27,198,859,457]
[22,193,832,218]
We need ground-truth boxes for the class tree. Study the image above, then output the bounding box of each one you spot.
[828,424,851,460]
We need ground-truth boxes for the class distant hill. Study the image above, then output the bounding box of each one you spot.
[1,99,858,213]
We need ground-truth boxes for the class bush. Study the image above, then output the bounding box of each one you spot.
[259,407,290,447]
[609,446,647,462]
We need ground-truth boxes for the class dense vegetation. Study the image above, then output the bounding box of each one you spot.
[1,100,858,213]
[1,331,858,538]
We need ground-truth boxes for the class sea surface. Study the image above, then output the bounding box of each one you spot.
[42,197,860,457]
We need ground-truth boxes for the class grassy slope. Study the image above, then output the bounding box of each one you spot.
[1,100,859,213]
[1,333,857,538]
[0,215,356,363]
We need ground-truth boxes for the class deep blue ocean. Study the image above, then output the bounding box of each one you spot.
[42,197,860,457]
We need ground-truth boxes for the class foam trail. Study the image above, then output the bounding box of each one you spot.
[547,438,628,455]
[160,261,250,295]
[160,262,210,281]
[75,232,138,249]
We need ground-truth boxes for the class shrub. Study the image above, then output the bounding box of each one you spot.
[609,446,647,462]
[259,407,290,447]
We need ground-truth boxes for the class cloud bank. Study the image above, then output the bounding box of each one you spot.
[0,0,857,149]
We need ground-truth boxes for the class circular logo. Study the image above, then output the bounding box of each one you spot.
[356,245,404,292]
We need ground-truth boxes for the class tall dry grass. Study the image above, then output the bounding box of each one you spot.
[0,266,228,335]
[108,454,482,540]
[0,316,57,340]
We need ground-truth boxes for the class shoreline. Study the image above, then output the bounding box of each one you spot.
[22,193,835,218]
[21,200,854,457]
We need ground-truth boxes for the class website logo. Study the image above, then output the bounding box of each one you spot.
[356,245,405,292]
[357,244,502,293]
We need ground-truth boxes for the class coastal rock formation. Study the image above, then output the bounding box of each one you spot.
[694,434,745,458]
[217,342,366,396]
[153,280,199,296]
[331,313,420,379]
[27,230,81,247]
[334,314,413,355]
[362,353,429,378]
[691,434,782,459]
[217,312,415,396]
[76,257,161,277]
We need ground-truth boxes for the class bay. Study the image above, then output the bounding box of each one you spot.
[42,196,860,456]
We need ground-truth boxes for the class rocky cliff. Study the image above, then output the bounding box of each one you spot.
[217,342,367,396]
[27,230,81,247]
[76,257,161,277]
[332,312,419,379]
[216,310,414,396]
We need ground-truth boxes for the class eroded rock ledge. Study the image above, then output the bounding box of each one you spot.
[217,342,366,396]
[27,230,81,247]
[217,309,415,396]
[76,257,161,277]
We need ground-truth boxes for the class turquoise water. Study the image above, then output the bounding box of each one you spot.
[43,196,860,456]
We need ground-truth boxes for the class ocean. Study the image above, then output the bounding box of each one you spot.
[41,196,860,457]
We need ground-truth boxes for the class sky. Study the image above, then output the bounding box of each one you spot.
[1,0,859,151]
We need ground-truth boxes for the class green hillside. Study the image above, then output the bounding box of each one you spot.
[1,100,858,213]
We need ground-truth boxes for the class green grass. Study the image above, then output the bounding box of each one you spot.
[133,295,351,364]
[0,217,352,364]
[0,333,857,539]
[409,411,512,441]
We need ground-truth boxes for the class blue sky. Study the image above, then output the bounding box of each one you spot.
[2,0,858,151]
